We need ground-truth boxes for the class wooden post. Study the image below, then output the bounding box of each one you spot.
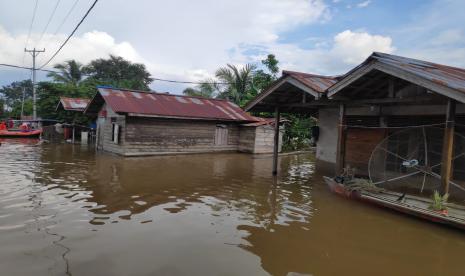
[440,99,456,195]
[388,77,395,98]
[335,104,346,175]
[272,106,281,175]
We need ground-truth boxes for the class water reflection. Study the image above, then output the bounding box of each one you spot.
[0,140,464,276]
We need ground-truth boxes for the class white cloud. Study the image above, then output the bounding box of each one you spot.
[253,30,394,75]
[0,0,333,92]
[331,30,394,64]
[357,1,371,8]
[0,26,147,69]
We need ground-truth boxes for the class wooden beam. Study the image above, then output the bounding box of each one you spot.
[375,62,465,104]
[388,77,395,98]
[335,104,346,174]
[283,95,440,108]
[440,99,456,195]
[272,106,281,175]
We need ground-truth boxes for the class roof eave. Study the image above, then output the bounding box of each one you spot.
[244,75,321,112]
[127,112,256,122]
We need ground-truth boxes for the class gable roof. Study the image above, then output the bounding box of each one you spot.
[86,87,258,122]
[244,71,338,112]
[328,52,465,103]
[282,70,339,93]
[56,97,90,112]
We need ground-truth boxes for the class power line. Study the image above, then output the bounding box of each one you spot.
[20,0,39,82]
[152,77,228,85]
[53,0,80,35]
[0,63,231,85]
[37,0,62,46]
[24,0,39,50]
[39,0,98,69]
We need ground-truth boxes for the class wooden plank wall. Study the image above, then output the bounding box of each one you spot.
[98,115,126,155]
[344,128,386,176]
[238,126,256,153]
[254,125,282,153]
[123,117,240,155]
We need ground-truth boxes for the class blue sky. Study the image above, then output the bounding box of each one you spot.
[0,0,464,93]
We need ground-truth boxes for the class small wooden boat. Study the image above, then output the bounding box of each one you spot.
[324,176,465,230]
[0,129,42,138]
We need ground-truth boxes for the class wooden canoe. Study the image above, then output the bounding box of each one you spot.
[324,176,465,230]
[0,129,42,138]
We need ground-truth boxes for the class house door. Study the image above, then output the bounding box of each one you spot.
[344,128,386,176]
[215,125,228,146]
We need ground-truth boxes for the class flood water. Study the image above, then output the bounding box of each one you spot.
[0,139,464,276]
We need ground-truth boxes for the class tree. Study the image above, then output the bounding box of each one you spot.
[47,60,84,85]
[82,55,153,90]
[262,54,279,76]
[37,82,93,124]
[0,80,33,118]
[182,80,219,98]
[252,54,280,94]
[215,63,256,106]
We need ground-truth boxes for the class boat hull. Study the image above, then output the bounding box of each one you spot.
[0,129,42,138]
[324,176,465,231]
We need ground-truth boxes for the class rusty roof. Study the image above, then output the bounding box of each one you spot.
[371,52,465,94]
[92,87,258,122]
[57,97,90,112]
[282,70,339,93]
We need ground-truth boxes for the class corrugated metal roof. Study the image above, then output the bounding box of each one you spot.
[58,97,90,111]
[96,87,258,122]
[282,70,339,93]
[371,52,465,94]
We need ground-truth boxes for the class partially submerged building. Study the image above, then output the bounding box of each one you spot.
[56,97,90,112]
[246,52,465,194]
[85,87,282,156]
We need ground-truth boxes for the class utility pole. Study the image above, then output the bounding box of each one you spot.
[20,87,26,119]
[24,48,45,120]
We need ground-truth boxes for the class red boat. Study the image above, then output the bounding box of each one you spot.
[324,176,465,230]
[0,129,42,138]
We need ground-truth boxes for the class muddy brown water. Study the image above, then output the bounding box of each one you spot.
[0,139,464,276]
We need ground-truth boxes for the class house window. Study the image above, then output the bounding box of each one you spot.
[215,125,228,145]
[112,123,120,144]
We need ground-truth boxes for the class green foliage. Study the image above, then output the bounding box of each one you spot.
[430,190,449,211]
[215,63,257,106]
[282,114,316,152]
[0,79,33,118]
[181,54,280,106]
[83,55,153,90]
[37,82,95,125]
[262,54,279,76]
[182,80,219,98]
[47,60,84,85]
[9,99,33,119]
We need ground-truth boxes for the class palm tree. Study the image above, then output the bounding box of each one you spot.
[47,60,83,85]
[215,64,256,105]
[183,78,220,98]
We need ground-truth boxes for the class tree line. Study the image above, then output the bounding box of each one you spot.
[0,54,314,150]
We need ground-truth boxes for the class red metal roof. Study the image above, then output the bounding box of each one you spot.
[96,87,258,122]
[58,97,90,112]
[282,70,339,93]
[371,52,465,94]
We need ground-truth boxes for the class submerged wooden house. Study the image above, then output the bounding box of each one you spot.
[246,52,465,195]
[85,87,282,156]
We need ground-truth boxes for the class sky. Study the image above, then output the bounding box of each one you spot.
[0,0,464,94]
